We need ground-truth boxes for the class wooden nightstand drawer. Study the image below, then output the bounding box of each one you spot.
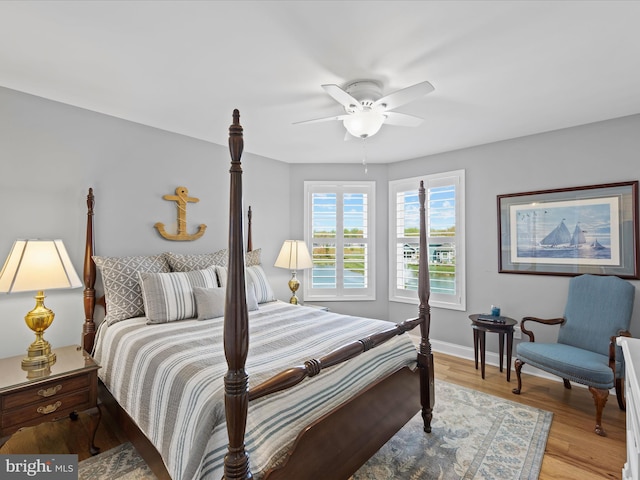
[2,374,91,410]
[0,345,101,455]
[2,389,91,431]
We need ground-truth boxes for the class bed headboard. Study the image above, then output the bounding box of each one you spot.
[81,187,255,354]
[82,188,97,353]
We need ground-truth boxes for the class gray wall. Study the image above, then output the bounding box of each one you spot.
[392,114,640,355]
[293,114,640,358]
[1,85,639,363]
[0,87,291,358]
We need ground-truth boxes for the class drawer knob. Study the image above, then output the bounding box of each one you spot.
[37,401,62,415]
[38,385,62,397]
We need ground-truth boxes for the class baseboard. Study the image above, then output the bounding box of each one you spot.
[429,338,565,384]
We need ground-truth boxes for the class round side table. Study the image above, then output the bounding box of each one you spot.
[469,314,518,382]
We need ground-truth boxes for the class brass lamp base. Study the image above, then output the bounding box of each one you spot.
[22,362,54,379]
[22,290,57,368]
[288,271,300,305]
[22,342,56,369]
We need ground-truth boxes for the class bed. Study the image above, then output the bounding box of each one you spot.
[81,109,435,480]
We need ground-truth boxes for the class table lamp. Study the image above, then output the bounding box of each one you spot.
[274,240,313,304]
[0,239,82,368]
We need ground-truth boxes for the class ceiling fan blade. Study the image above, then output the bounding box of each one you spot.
[372,80,434,111]
[293,114,349,125]
[383,111,424,127]
[321,84,363,110]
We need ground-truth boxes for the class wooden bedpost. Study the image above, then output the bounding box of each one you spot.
[82,188,97,353]
[223,110,253,480]
[247,206,253,253]
[418,180,435,432]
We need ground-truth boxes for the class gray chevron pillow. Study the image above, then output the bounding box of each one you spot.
[93,254,170,325]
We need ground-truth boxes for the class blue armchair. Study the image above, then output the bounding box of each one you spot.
[512,274,635,436]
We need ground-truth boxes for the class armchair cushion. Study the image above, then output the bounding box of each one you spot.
[558,274,635,356]
[516,342,619,390]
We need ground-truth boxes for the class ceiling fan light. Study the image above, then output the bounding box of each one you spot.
[343,111,385,138]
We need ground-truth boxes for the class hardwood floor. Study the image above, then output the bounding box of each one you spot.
[436,352,626,480]
[0,352,626,479]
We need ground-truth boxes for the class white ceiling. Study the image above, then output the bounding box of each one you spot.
[1,1,639,164]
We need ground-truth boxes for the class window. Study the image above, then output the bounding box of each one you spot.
[389,170,465,310]
[304,181,375,301]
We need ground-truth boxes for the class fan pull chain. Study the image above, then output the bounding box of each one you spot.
[361,137,368,175]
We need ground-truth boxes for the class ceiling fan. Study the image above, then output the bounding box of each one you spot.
[294,79,434,139]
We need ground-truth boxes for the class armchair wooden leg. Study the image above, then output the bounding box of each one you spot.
[615,378,626,411]
[512,359,524,394]
[563,379,571,389]
[588,386,609,436]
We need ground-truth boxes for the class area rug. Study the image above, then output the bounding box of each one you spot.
[78,441,156,480]
[350,381,552,480]
[79,381,552,480]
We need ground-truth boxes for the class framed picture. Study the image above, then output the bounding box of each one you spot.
[498,181,639,278]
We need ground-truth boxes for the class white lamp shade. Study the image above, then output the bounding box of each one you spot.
[274,240,313,270]
[0,239,82,293]
[343,110,386,138]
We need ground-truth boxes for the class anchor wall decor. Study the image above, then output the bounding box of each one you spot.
[154,186,207,241]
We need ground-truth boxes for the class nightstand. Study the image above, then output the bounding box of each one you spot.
[0,345,101,454]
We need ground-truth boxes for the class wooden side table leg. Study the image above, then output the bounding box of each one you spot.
[473,328,479,370]
[87,404,102,455]
[506,329,514,382]
[498,332,505,372]
[480,331,486,380]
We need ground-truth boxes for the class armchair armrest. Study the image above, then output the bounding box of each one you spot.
[520,316,565,342]
[610,330,632,411]
[609,329,632,370]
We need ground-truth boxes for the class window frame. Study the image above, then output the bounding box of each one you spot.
[388,170,466,310]
[303,181,376,302]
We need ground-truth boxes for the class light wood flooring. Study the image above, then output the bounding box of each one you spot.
[0,352,626,479]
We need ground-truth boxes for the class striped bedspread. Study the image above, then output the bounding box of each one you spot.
[93,301,418,480]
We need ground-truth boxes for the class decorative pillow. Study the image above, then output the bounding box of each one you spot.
[193,286,226,320]
[246,265,276,304]
[138,267,218,324]
[246,283,259,311]
[193,283,258,321]
[246,248,261,267]
[93,254,170,325]
[215,266,227,288]
[164,249,228,272]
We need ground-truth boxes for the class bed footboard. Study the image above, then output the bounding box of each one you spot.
[249,315,426,402]
[263,367,421,480]
[417,179,435,433]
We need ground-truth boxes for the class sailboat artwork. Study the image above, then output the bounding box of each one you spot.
[510,197,619,265]
[539,220,588,249]
[500,182,636,277]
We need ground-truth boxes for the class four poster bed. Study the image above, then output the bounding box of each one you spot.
[81,110,435,480]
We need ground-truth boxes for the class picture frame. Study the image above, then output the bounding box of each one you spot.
[497,181,639,278]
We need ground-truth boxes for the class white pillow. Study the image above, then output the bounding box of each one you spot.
[193,286,226,320]
[246,265,276,304]
[194,284,258,321]
[246,283,260,311]
[215,265,228,288]
[138,267,218,324]
[215,265,274,304]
